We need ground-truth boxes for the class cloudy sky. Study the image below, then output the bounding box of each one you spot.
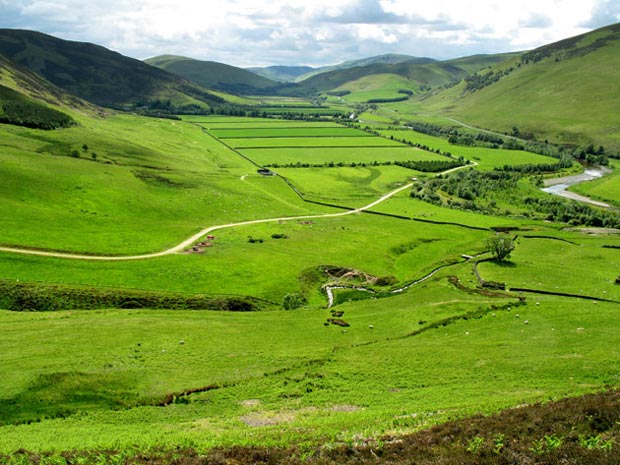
[1,0,619,67]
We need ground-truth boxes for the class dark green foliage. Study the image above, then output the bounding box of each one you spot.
[0,29,223,108]
[0,280,266,312]
[394,159,465,172]
[366,96,409,103]
[409,168,620,228]
[486,234,515,261]
[521,23,620,65]
[326,90,351,97]
[282,292,307,310]
[0,84,75,129]
[464,67,514,92]
[496,154,573,173]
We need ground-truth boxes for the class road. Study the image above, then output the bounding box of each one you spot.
[0,183,414,262]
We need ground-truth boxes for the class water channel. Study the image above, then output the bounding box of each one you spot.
[542,166,611,208]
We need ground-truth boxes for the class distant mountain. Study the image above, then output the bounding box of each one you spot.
[0,29,225,109]
[295,54,431,81]
[146,55,280,94]
[416,23,620,150]
[246,65,315,82]
[297,53,518,94]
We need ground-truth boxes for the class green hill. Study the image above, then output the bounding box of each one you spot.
[295,53,429,81]
[298,52,520,99]
[246,65,315,82]
[145,55,280,94]
[0,29,226,109]
[415,23,620,151]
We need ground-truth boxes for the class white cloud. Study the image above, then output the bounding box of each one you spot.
[0,0,617,66]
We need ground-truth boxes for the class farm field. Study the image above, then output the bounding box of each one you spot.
[2,289,619,453]
[276,165,416,206]
[378,128,561,169]
[225,136,403,148]
[1,114,619,461]
[239,146,445,166]
[329,73,415,102]
[207,126,367,138]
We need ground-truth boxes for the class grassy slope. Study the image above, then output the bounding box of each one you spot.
[331,73,415,102]
[413,24,620,150]
[1,287,618,452]
[0,30,228,108]
[299,53,519,96]
[379,129,560,169]
[0,115,331,253]
[145,55,279,94]
[1,113,619,458]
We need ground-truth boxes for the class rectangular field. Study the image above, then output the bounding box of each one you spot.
[277,165,418,206]
[209,127,368,138]
[379,129,559,169]
[226,136,404,148]
[239,146,446,166]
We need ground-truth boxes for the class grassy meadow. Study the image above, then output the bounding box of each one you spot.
[378,128,561,170]
[1,114,619,459]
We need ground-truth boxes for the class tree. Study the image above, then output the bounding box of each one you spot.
[487,234,514,261]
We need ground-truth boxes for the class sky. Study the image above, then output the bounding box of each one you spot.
[1,0,619,67]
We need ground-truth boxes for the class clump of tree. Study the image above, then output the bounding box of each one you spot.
[0,85,76,130]
[326,90,351,97]
[495,155,574,174]
[487,234,515,261]
[464,68,514,93]
[409,168,620,228]
[366,96,409,104]
[282,292,307,310]
[394,159,466,172]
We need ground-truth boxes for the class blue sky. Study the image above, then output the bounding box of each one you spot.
[1,0,619,67]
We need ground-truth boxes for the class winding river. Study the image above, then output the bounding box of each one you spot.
[542,166,611,208]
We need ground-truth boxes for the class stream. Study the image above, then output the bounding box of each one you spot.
[542,166,611,208]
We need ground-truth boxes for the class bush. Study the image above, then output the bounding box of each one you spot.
[282,293,307,310]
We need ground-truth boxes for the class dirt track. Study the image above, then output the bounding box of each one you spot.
[0,183,413,262]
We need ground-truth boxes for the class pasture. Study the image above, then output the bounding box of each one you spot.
[0,115,329,254]
[1,114,619,459]
[239,146,445,166]
[378,128,560,169]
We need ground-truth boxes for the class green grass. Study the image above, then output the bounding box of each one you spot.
[2,287,619,452]
[209,127,367,138]
[277,165,417,206]
[1,113,619,458]
[329,73,415,103]
[379,129,559,169]
[239,146,445,166]
[369,190,527,229]
[479,233,620,301]
[406,24,620,151]
[0,213,485,303]
[0,115,329,253]
[226,136,404,148]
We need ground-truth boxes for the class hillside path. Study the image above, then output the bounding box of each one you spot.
[0,183,414,262]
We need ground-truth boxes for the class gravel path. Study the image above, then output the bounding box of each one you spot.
[0,183,413,262]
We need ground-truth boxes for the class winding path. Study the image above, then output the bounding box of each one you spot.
[0,183,414,262]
